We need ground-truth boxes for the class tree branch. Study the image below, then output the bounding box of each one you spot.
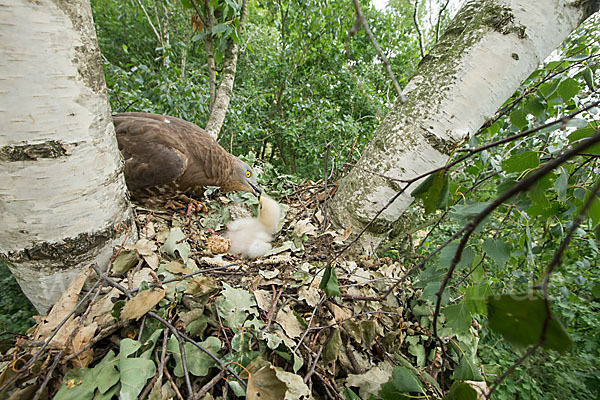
[350,0,407,103]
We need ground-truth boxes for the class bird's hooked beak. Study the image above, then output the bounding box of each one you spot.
[249,182,262,200]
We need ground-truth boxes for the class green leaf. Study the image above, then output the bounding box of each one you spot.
[443,382,478,400]
[379,383,410,400]
[449,202,492,221]
[439,242,474,270]
[487,294,573,353]
[161,227,190,262]
[538,79,560,100]
[509,107,528,130]
[557,77,581,102]
[319,267,341,298]
[323,328,342,372]
[465,284,492,315]
[217,282,258,329]
[167,335,221,377]
[452,355,483,381]
[342,387,362,400]
[442,302,472,334]
[119,339,156,400]
[582,67,595,91]
[407,336,426,367]
[555,167,569,202]
[411,171,449,214]
[501,151,540,173]
[527,173,559,218]
[54,368,97,400]
[54,350,120,400]
[386,366,424,393]
[482,238,510,268]
[525,96,546,120]
[584,190,600,226]
[191,32,205,42]
[567,126,600,154]
[112,249,139,275]
[591,285,600,299]
[212,23,229,34]
[95,351,120,394]
[93,383,120,400]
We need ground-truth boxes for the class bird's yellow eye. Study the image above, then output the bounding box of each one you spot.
[246,170,251,178]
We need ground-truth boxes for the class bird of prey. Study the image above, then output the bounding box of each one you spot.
[113,112,261,206]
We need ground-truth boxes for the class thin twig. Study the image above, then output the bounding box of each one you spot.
[91,264,248,389]
[140,330,169,400]
[263,285,284,333]
[350,0,407,102]
[164,364,185,400]
[322,141,333,233]
[135,0,163,47]
[293,295,325,354]
[177,336,194,400]
[33,273,105,400]
[0,275,101,393]
[304,338,326,383]
[214,301,232,351]
[485,344,541,399]
[413,0,425,58]
[435,0,451,42]
[194,370,225,400]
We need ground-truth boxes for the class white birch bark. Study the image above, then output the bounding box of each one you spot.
[330,0,599,252]
[204,0,249,140]
[0,0,136,313]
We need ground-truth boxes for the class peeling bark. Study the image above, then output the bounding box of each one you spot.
[330,0,599,252]
[204,0,249,140]
[0,0,136,312]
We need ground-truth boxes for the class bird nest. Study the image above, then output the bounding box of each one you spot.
[0,182,458,400]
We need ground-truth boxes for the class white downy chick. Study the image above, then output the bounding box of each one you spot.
[225,196,281,258]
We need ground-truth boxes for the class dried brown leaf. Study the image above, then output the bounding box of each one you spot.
[35,268,92,341]
[120,288,166,321]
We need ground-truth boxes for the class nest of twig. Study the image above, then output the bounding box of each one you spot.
[0,182,458,400]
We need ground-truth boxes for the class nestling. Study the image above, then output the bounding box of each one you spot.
[113,112,261,206]
[225,196,281,259]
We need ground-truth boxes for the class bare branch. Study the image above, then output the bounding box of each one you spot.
[350,0,408,103]
[135,0,164,48]
[413,0,425,58]
[435,0,451,42]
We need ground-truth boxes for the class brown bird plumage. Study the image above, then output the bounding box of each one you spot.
[113,112,261,202]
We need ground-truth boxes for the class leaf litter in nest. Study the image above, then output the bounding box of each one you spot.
[13,182,446,400]
[246,357,311,400]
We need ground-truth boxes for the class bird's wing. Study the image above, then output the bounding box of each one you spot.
[113,112,258,195]
[114,114,188,190]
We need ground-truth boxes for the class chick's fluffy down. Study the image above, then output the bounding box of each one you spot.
[225,196,280,259]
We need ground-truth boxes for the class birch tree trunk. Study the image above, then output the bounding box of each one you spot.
[204,0,249,139]
[0,0,136,313]
[330,0,599,252]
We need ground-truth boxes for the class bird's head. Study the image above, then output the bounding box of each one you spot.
[258,196,281,234]
[230,158,261,198]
